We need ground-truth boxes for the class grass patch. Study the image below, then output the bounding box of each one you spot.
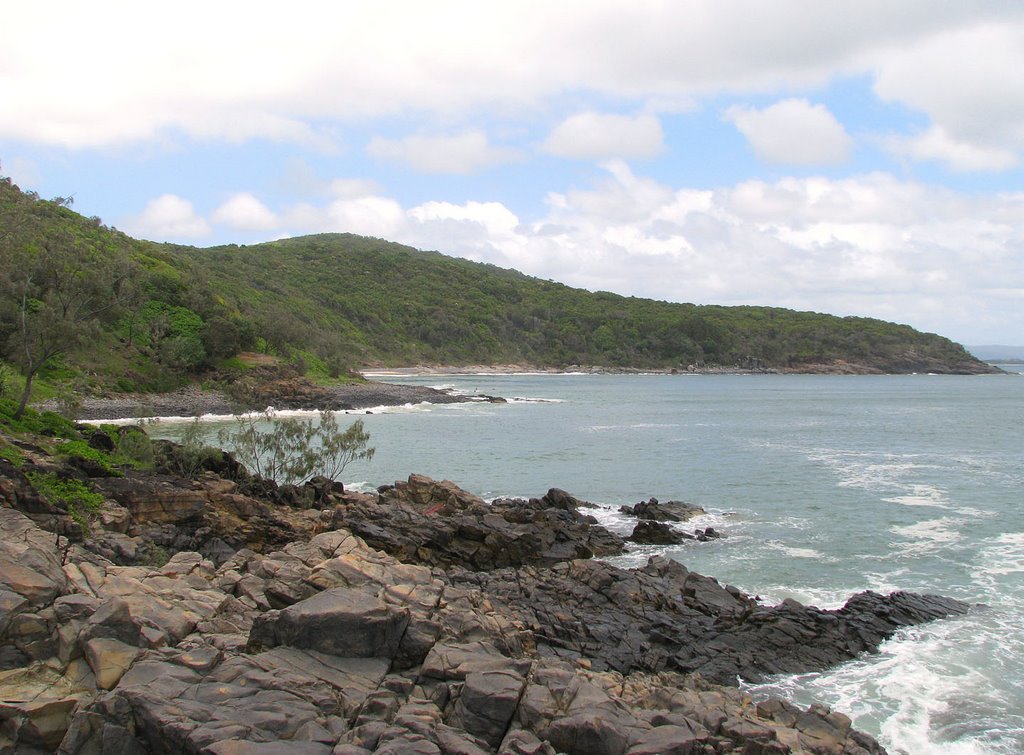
[26,471,105,529]
[0,443,24,467]
[0,397,79,437]
[54,439,124,476]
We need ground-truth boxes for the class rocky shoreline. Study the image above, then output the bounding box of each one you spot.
[51,355,1005,422]
[62,382,486,422]
[0,426,972,754]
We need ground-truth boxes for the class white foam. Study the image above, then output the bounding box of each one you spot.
[746,616,1015,754]
[973,531,1024,580]
[584,422,680,432]
[101,401,454,426]
[766,542,826,560]
[891,517,962,543]
[883,483,951,508]
[504,396,563,404]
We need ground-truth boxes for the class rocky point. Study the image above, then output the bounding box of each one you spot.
[0,426,971,753]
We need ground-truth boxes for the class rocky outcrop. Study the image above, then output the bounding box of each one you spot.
[64,374,504,422]
[0,447,971,753]
[327,476,626,570]
[620,497,706,522]
[449,556,967,685]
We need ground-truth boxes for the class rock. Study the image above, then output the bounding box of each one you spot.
[627,723,708,755]
[0,433,966,754]
[543,712,632,755]
[332,477,625,570]
[451,555,967,685]
[0,508,70,607]
[81,597,142,646]
[619,498,705,522]
[449,670,527,748]
[0,696,85,752]
[83,637,141,689]
[540,488,583,511]
[628,520,688,545]
[248,587,411,659]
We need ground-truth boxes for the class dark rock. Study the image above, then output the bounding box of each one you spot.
[620,497,706,522]
[541,488,582,511]
[331,476,625,570]
[450,555,969,685]
[628,520,687,545]
[0,442,967,755]
[449,670,527,748]
[85,428,116,453]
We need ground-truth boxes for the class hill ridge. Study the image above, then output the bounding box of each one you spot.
[0,179,997,403]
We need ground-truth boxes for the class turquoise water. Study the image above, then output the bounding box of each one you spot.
[150,373,1023,753]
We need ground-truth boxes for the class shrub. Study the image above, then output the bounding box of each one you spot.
[26,471,105,531]
[55,439,122,476]
[218,411,374,485]
[0,398,79,437]
[114,425,156,469]
[156,419,224,479]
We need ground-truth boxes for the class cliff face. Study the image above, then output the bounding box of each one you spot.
[0,435,967,754]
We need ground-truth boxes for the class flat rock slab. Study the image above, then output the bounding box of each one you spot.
[248,587,410,659]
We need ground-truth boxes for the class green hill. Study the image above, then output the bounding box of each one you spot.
[189,234,989,374]
[0,178,995,407]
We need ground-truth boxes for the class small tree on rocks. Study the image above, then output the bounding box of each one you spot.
[218,410,374,485]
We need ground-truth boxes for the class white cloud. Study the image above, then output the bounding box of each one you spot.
[4,2,1020,157]
[725,99,852,165]
[324,196,408,239]
[366,131,522,174]
[542,112,665,160]
[388,165,1023,344]
[409,200,519,233]
[122,194,210,239]
[885,125,1018,172]
[405,200,525,264]
[1,156,39,188]
[212,193,279,231]
[327,178,383,198]
[280,195,408,239]
[872,22,1024,151]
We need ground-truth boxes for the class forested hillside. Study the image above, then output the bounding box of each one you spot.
[187,234,988,374]
[0,178,994,406]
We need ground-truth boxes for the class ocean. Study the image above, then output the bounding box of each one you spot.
[148,370,1023,754]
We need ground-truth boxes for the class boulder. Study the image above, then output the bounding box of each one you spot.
[628,520,688,545]
[248,587,410,659]
[332,479,625,571]
[83,637,140,689]
[449,669,527,748]
[619,498,705,522]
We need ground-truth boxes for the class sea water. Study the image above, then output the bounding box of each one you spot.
[149,372,1023,753]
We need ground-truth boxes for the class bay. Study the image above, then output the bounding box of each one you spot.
[150,372,1023,753]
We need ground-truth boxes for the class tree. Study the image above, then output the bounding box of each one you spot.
[0,178,133,418]
[218,411,374,485]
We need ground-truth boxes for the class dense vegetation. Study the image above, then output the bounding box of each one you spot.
[0,177,992,405]
[187,234,987,374]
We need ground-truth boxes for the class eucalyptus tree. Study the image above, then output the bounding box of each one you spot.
[0,176,134,418]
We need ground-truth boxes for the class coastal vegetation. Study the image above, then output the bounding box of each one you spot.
[0,177,992,408]
[217,411,374,485]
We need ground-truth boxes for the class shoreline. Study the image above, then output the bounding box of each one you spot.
[45,361,1008,422]
[364,363,778,377]
[54,382,479,422]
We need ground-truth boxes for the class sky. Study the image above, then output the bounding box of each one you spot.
[3,2,1024,346]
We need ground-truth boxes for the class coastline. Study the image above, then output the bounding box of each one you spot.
[43,358,1006,422]
[51,382,478,422]
[364,363,777,377]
